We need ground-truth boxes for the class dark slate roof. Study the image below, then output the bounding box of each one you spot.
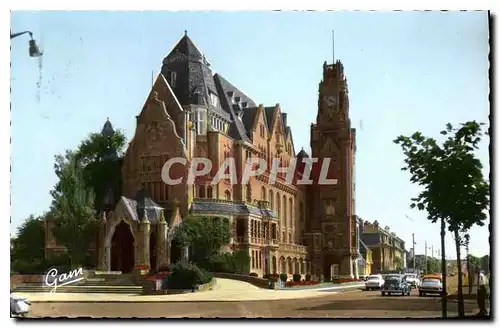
[297,148,309,159]
[362,233,381,246]
[101,118,115,137]
[101,118,118,160]
[166,34,204,62]
[133,189,164,224]
[264,107,275,131]
[240,106,259,139]
[214,74,256,142]
[190,200,278,218]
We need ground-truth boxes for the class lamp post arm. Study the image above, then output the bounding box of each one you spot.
[10,31,33,39]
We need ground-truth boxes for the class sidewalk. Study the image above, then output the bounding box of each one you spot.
[12,278,353,303]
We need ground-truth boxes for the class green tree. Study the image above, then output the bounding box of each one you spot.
[75,128,126,212]
[173,216,231,264]
[50,151,99,268]
[10,214,47,273]
[394,121,489,318]
[75,130,126,166]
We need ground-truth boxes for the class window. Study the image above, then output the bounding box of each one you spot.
[198,186,205,198]
[283,195,287,219]
[261,187,266,201]
[225,190,232,201]
[246,184,252,202]
[289,198,293,219]
[276,193,281,217]
[170,72,177,87]
[210,93,219,107]
[324,199,335,215]
[207,186,213,199]
[269,190,274,210]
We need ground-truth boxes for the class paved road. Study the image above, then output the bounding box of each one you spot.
[23,289,482,318]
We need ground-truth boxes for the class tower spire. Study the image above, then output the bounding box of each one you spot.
[332,30,335,64]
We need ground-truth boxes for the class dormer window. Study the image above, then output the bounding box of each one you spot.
[170,72,177,88]
[210,93,219,107]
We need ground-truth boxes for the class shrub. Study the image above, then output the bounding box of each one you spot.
[162,262,212,290]
[249,272,258,277]
[280,273,288,282]
[305,273,311,281]
[293,273,301,282]
[199,250,251,275]
[265,274,279,282]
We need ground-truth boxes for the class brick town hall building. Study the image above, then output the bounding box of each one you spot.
[45,32,359,280]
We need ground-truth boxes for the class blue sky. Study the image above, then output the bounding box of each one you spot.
[10,11,490,257]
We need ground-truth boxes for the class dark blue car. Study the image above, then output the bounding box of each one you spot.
[381,275,411,296]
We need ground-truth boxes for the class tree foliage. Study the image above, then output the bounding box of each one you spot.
[394,121,489,317]
[394,121,489,231]
[11,214,47,273]
[49,151,98,267]
[173,216,231,262]
[75,131,126,166]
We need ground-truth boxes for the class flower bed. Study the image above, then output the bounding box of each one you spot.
[285,280,319,287]
[331,278,362,284]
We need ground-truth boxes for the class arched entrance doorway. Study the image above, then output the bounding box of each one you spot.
[111,221,135,273]
[170,237,182,264]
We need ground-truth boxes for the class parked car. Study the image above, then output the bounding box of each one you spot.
[10,294,31,317]
[365,274,384,290]
[404,273,420,288]
[418,277,443,296]
[381,275,411,296]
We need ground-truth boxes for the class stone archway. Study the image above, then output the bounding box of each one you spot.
[287,257,293,274]
[279,256,286,274]
[110,220,135,273]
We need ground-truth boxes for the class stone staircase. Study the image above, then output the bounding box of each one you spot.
[12,273,142,294]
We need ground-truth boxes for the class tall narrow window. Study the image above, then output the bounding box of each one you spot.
[225,190,231,201]
[170,72,177,88]
[207,186,213,199]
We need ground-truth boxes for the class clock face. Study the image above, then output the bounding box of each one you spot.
[324,95,337,107]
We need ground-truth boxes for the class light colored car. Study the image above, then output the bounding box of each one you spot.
[365,274,384,290]
[418,277,443,296]
[404,273,420,288]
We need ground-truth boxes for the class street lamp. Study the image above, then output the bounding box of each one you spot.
[10,31,43,57]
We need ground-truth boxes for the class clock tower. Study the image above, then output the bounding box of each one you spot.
[306,60,357,280]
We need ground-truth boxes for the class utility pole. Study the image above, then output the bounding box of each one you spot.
[424,241,428,274]
[412,233,416,269]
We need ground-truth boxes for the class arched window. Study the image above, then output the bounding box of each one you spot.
[289,198,293,219]
[261,186,266,201]
[269,190,274,210]
[283,195,287,219]
[207,186,213,199]
[246,184,252,202]
[198,186,205,198]
[276,193,281,217]
[289,232,293,244]
[225,190,231,201]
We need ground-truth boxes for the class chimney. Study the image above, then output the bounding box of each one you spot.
[282,113,288,127]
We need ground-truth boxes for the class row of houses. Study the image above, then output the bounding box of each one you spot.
[356,219,407,276]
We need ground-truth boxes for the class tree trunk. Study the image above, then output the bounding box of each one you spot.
[440,217,447,318]
[454,230,465,317]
